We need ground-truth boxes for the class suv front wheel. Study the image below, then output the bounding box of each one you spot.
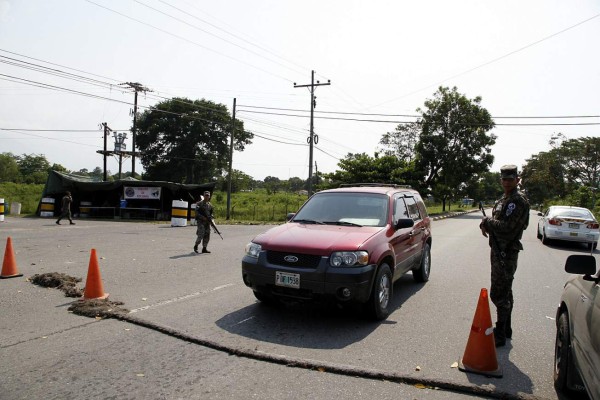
[413,243,431,283]
[367,263,392,320]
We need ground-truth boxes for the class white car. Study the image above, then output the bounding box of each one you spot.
[537,206,599,250]
[554,254,600,400]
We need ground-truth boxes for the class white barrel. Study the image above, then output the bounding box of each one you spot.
[0,198,4,222]
[189,207,197,226]
[10,202,21,215]
[40,197,55,217]
[171,200,188,227]
[80,201,92,218]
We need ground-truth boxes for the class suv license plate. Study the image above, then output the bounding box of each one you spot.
[275,271,300,289]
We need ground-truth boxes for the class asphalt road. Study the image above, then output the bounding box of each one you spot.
[0,212,591,400]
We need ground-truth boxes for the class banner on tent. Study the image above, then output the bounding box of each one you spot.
[123,187,161,200]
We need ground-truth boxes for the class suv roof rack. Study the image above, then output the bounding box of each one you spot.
[339,183,412,189]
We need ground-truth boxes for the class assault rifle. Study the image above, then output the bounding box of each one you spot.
[210,219,224,240]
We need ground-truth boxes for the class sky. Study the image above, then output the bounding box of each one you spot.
[1,0,599,182]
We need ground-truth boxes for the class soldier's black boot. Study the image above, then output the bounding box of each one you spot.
[202,247,210,254]
[494,322,506,347]
[193,244,199,253]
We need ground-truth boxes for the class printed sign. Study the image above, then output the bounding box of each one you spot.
[123,187,161,200]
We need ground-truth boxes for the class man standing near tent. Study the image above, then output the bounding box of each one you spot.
[193,191,213,254]
[56,191,75,225]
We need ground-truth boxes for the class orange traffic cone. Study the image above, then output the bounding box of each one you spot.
[83,249,109,300]
[1,237,23,279]
[458,288,502,377]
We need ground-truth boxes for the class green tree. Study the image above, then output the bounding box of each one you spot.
[323,152,413,187]
[17,154,51,184]
[288,177,305,192]
[0,153,21,183]
[50,163,69,174]
[414,86,496,211]
[521,149,566,206]
[217,169,254,192]
[379,122,419,162]
[263,176,282,194]
[136,98,253,183]
[560,137,600,188]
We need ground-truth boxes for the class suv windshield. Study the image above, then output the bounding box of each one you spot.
[293,192,388,227]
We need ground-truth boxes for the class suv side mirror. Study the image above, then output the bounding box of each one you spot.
[286,213,296,221]
[565,255,596,277]
[394,218,414,230]
[537,212,543,216]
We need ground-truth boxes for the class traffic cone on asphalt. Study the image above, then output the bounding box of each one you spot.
[458,288,502,377]
[83,249,109,300]
[1,237,23,279]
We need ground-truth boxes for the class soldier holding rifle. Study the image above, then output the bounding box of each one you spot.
[194,191,216,254]
[479,165,530,347]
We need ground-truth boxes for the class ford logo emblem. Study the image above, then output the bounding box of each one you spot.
[284,255,299,263]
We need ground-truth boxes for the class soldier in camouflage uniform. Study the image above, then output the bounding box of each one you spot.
[480,165,530,347]
[194,191,214,254]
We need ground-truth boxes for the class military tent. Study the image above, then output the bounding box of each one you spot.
[38,170,215,220]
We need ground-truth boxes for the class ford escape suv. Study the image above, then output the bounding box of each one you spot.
[241,184,432,320]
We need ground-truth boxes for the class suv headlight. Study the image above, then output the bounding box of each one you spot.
[245,242,262,258]
[330,251,369,267]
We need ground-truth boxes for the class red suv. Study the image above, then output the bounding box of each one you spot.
[241,184,432,320]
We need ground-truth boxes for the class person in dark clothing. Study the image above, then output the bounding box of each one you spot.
[193,191,213,253]
[56,191,75,225]
[480,165,529,347]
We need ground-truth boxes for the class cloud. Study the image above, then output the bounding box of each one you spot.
[0,1,10,22]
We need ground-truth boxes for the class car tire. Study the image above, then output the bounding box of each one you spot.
[554,312,581,394]
[367,263,392,321]
[537,227,542,239]
[587,242,598,250]
[542,230,549,245]
[413,243,431,283]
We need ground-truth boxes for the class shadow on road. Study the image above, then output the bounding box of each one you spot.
[215,274,424,349]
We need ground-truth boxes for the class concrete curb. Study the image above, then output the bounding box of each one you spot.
[431,209,480,221]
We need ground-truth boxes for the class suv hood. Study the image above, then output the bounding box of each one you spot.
[253,222,383,255]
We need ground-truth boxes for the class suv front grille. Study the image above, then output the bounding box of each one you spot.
[266,251,322,268]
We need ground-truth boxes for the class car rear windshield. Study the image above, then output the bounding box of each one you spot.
[553,208,594,219]
[293,192,388,227]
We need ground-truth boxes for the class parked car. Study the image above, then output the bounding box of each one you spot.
[241,184,432,320]
[554,254,600,400]
[537,206,599,249]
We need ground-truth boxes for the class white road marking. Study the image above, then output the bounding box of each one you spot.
[129,283,235,313]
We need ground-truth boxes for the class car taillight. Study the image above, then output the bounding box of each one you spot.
[548,218,561,226]
[587,222,599,229]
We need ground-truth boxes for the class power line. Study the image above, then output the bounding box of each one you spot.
[237,109,600,126]
[238,104,600,119]
[84,0,295,83]
[134,0,307,77]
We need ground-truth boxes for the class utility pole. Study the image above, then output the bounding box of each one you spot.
[120,82,151,177]
[97,122,136,181]
[294,70,330,196]
[226,98,236,220]
[97,123,113,181]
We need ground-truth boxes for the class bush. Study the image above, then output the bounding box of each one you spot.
[0,183,45,214]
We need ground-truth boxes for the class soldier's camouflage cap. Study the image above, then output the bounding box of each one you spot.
[500,164,518,179]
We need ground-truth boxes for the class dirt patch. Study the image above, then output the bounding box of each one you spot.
[30,272,83,297]
[68,298,129,318]
[29,272,130,318]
